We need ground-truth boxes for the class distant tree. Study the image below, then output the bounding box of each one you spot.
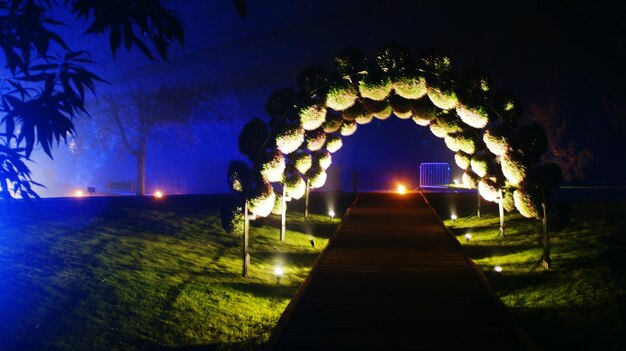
[0,0,185,199]
[528,102,593,181]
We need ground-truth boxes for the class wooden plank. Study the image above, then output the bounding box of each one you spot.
[268,192,533,350]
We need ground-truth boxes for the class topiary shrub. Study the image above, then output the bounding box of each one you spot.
[460,66,491,96]
[297,65,328,94]
[478,178,499,202]
[483,124,512,156]
[260,149,286,182]
[340,120,358,136]
[537,162,562,197]
[517,122,548,161]
[502,189,516,212]
[265,87,297,119]
[271,192,285,215]
[434,111,463,134]
[220,204,244,235]
[355,111,374,125]
[359,71,393,101]
[418,50,453,74]
[326,134,343,153]
[291,150,312,174]
[462,170,480,189]
[342,101,368,121]
[470,153,492,177]
[334,47,368,77]
[446,132,476,155]
[501,151,528,186]
[306,128,327,151]
[299,102,327,131]
[456,99,490,129]
[491,90,523,127]
[285,173,306,199]
[227,160,251,192]
[444,134,461,152]
[375,43,411,73]
[393,71,427,99]
[389,94,413,119]
[306,166,327,189]
[429,121,448,138]
[238,118,269,161]
[412,97,438,126]
[322,112,343,133]
[313,150,332,170]
[275,122,305,154]
[326,80,358,111]
[248,179,276,218]
[455,152,471,170]
[514,185,542,219]
[427,80,458,110]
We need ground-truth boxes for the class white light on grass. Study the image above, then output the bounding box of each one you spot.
[450,214,458,221]
[274,267,284,284]
[328,210,335,219]
[453,179,459,184]
[494,266,503,273]
[464,233,472,242]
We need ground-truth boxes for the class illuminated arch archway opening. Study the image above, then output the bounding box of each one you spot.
[227,44,561,275]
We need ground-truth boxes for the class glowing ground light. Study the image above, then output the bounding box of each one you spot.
[74,190,84,197]
[328,210,335,219]
[397,184,407,195]
[451,214,458,221]
[494,266,503,273]
[154,191,164,199]
[464,233,472,242]
[274,267,284,284]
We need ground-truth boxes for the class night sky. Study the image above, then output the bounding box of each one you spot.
[26,0,626,196]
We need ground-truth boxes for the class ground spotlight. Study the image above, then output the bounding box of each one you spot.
[328,210,335,219]
[154,190,164,199]
[397,184,407,195]
[74,190,84,198]
[274,267,284,284]
[464,233,472,243]
[450,214,457,221]
[494,266,503,273]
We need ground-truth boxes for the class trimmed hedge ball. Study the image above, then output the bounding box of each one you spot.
[271,192,285,215]
[412,97,438,126]
[483,124,512,156]
[491,91,523,126]
[517,122,548,161]
[342,102,368,121]
[444,134,461,152]
[389,94,413,119]
[455,152,471,170]
[326,134,343,153]
[514,185,542,219]
[359,72,393,101]
[427,80,458,110]
[340,120,358,136]
[446,133,476,155]
[238,118,269,161]
[456,100,490,129]
[418,51,453,74]
[306,128,327,151]
[307,166,328,189]
[462,171,480,189]
[460,66,491,95]
[248,180,276,218]
[227,160,251,193]
[355,111,374,125]
[265,87,297,119]
[537,162,562,196]
[363,98,388,114]
[376,43,411,73]
[276,123,305,154]
[393,72,427,99]
[260,149,286,182]
[334,48,368,77]
[299,102,327,131]
[372,104,392,120]
[429,121,448,138]
[501,151,528,186]
[326,80,358,111]
[313,150,332,170]
[502,189,516,212]
[470,153,492,178]
[285,173,306,200]
[322,113,343,133]
[220,204,244,235]
[478,178,500,202]
[292,150,312,174]
[297,65,328,94]
[435,111,463,134]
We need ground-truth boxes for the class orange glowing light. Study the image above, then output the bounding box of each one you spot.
[397,184,407,195]
[154,190,164,199]
[74,190,84,197]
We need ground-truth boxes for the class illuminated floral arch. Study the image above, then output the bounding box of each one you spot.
[228,44,561,223]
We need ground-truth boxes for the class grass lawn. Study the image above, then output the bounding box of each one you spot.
[430,192,626,350]
[0,193,353,350]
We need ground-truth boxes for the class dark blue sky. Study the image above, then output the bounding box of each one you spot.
[26,0,626,196]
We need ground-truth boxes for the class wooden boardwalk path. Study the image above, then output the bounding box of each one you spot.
[269,192,533,350]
